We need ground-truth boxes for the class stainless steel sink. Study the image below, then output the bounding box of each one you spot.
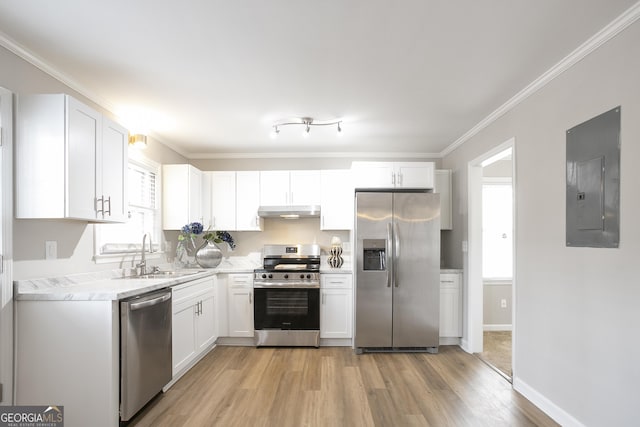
[116,270,204,280]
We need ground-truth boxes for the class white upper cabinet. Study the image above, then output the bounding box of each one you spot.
[236,171,263,231]
[16,94,128,222]
[260,170,321,206]
[100,117,129,222]
[435,169,453,230]
[395,162,435,188]
[162,164,203,230]
[320,170,353,230]
[351,161,435,189]
[208,171,236,230]
[66,97,100,220]
[289,170,321,206]
[259,170,290,206]
[351,162,394,189]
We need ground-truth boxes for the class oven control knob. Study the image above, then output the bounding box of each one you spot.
[268,274,273,279]
[306,274,312,279]
[284,274,289,279]
[261,274,267,279]
[300,274,305,279]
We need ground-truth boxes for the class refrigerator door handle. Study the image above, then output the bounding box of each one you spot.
[387,222,393,288]
[393,222,400,287]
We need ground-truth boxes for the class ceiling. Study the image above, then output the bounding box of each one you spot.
[0,1,637,158]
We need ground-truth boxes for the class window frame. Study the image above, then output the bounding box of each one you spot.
[93,153,163,264]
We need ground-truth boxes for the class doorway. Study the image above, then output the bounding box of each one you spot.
[478,158,513,379]
[0,86,14,404]
[466,138,515,381]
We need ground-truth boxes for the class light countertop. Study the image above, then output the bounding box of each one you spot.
[14,256,260,302]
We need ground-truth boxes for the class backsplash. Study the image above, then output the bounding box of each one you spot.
[165,217,351,259]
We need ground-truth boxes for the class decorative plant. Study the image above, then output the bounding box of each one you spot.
[178,222,204,241]
[202,230,236,250]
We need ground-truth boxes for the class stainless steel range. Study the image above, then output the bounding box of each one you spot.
[253,244,321,347]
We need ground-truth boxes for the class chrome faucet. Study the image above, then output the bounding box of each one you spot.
[137,233,155,276]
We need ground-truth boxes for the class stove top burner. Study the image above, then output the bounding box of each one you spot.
[255,244,321,288]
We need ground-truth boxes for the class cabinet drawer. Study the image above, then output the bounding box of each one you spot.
[321,274,352,288]
[172,277,214,303]
[440,273,460,289]
[228,273,253,287]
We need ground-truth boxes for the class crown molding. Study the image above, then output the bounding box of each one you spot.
[187,151,442,160]
[440,1,640,158]
[0,30,116,114]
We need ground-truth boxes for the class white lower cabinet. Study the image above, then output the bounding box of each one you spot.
[440,272,462,338]
[320,274,353,340]
[227,273,254,337]
[172,276,217,377]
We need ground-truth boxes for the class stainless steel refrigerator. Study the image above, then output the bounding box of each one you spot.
[354,190,440,352]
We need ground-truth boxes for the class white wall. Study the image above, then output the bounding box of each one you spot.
[2,44,439,279]
[442,20,640,426]
[0,45,188,279]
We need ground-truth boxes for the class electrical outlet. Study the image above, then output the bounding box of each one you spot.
[500,298,507,309]
[45,241,57,260]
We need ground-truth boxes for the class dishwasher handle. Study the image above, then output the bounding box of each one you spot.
[130,292,171,311]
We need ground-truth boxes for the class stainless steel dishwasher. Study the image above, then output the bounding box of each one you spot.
[120,288,172,422]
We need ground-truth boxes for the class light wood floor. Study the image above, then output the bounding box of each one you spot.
[130,345,557,427]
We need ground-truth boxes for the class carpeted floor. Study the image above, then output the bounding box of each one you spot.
[478,330,512,378]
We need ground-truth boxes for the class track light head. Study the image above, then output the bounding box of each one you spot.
[269,125,280,139]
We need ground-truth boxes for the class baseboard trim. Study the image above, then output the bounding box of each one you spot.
[513,377,585,427]
[320,338,353,347]
[483,324,513,331]
[460,338,472,353]
[216,336,255,346]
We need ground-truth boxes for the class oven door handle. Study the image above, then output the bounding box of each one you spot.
[254,284,320,289]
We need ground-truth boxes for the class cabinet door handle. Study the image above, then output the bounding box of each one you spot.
[391,172,395,185]
[95,196,104,215]
[104,196,111,216]
[322,293,326,304]
[249,293,252,304]
[398,173,403,186]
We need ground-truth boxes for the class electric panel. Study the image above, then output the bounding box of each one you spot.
[566,107,620,248]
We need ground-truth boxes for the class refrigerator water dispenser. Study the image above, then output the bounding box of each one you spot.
[363,239,386,270]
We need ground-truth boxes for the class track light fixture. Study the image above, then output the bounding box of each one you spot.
[270,117,343,138]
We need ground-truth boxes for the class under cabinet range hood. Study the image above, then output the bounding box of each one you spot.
[257,205,320,219]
